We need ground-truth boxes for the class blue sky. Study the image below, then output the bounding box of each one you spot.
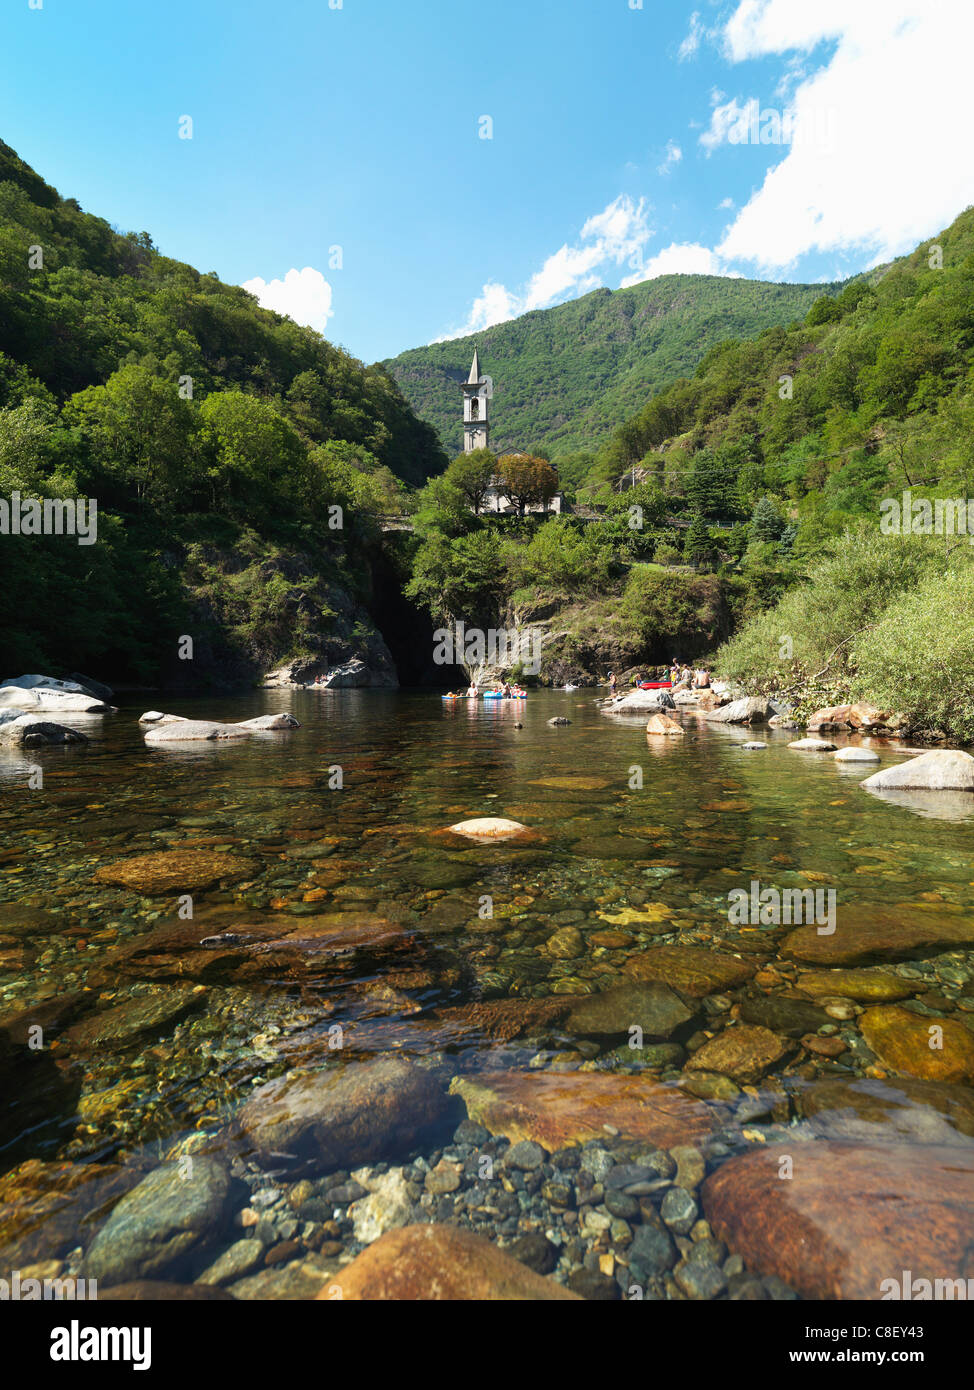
[2,0,972,363]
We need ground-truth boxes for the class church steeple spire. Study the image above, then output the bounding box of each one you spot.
[460,345,489,454]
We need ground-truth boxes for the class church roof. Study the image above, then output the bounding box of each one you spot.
[467,348,481,384]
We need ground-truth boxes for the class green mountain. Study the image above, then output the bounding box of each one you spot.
[0,139,446,686]
[384,274,841,462]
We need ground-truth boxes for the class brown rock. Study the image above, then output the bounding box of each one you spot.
[808,703,886,731]
[796,969,914,1002]
[703,1142,974,1299]
[782,904,974,966]
[646,714,685,737]
[239,1057,450,1167]
[685,1025,791,1084]
[860,1005,974,1084]
[318,1224,580,1300]
[94,850,258,896]
[449,1070,713,1150]
[565,981,695,1043]
[624,945,756,998]
[431,997,572,1043]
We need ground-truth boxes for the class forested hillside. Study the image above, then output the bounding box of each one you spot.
[0,139,445,684]
[384,274,838,465]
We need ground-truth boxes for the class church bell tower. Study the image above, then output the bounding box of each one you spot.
[461,348,490,454]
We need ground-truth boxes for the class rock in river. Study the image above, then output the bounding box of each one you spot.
[318,1224,580,1300]
[449,1070,713,1150]
[446,817,530,840]
[65,984,206,1050]
[703,1141,974,1300]
[94,849,258,895]
[645,713,685,737]
[705,696,774,725]
[782,903,974,966]
[623,945,756,998]
[0,711,88,747]
[83,1157,230,1287]
[565,981,694,1043]
[861,748,974,792]
[859,1005,974,1084]
[684,1024,791,1084]
[239,1057,451,1168]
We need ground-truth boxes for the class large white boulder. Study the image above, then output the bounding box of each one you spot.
[0,685,111,713]
[602,689,676,714]
[705,696,775,725]
[143,713,301,743]
[861,749,974,792]
[834,746,881,763]
[144,720,252,744]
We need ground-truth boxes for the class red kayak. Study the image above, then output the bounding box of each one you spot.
[639,681,673,690]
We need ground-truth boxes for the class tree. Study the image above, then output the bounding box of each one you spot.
[199,390,304,514]
[65,362,197,509]
[685,512,714,569]
[750,495,785,543]
[446,448,496,514]
[497,453,558,516]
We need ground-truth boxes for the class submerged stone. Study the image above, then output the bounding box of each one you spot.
[449,1070,713,1150]
[703,1141,974,1300]
[318,1224,580,1300]
[239,1057,451,1168]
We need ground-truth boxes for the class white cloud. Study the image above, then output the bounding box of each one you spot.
[241,266,334,334]
[436,195,652,340]
[704,0,974,272]
[621,242,728,288]
[657,140,683,175]
[678,11,706,60]
[718,197,735,210]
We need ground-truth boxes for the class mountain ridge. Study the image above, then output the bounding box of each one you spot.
[384,272,843,461]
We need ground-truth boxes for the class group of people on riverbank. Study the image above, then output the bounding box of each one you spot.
[606,662,711,694]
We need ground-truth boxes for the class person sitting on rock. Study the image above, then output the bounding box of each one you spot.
[694,667,711,689]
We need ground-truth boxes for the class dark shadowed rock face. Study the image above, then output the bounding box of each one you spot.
[318,1224,581,1300]
[703,1142,974,1300]
[239,1057,452,1169]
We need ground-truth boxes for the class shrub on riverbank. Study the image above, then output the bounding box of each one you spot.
[715,526,974,739]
